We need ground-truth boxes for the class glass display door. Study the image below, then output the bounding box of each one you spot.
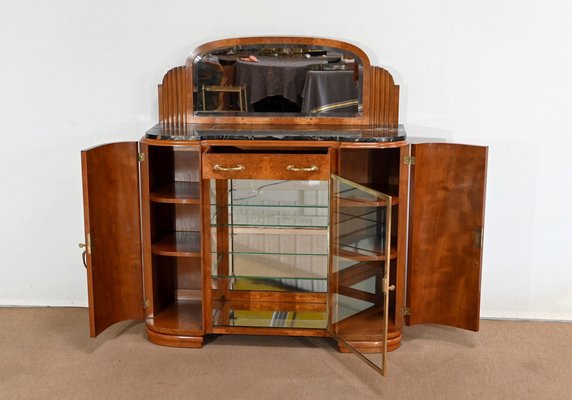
[330,175,393,376]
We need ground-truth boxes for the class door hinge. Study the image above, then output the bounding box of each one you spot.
[143,299,150,309]
[403,156,416,165]
[474,227,484,248]
[138,152,146,162]
[400,306,410,316]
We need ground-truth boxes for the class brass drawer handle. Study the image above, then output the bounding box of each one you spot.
[213,164,245,171]
[286,165,319,172]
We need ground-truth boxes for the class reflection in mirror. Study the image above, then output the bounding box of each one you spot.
[194,44,363,117]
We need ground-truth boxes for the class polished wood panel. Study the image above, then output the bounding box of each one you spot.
[202,151,331,180]
[81,142,144,337]
[407,143,487,331]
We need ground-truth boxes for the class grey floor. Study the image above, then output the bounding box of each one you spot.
[0,307,570,400]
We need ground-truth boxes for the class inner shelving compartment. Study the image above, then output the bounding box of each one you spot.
[151,255,203,333]
[210,179,329,329]
[146,144,203,334]
[148,145,201,202]
[338,147,401,197]
[336,147,401,331]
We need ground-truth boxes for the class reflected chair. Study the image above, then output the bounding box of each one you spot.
[201,84,248,112]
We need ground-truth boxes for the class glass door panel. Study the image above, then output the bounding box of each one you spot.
[330,175,393,376]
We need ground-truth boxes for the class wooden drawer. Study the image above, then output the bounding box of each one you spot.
[202,149,331,180]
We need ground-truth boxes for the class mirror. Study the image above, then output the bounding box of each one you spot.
[192,41,364,118]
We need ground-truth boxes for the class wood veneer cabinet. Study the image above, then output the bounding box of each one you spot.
[80,37,487,376]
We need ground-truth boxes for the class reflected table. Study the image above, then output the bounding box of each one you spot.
[236,56,329,108]
[301,67,360,114]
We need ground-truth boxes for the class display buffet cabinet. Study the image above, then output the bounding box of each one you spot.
[80,37,487,376]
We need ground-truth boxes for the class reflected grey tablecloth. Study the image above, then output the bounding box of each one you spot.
[300,69,359,114]
[236,57,328,107]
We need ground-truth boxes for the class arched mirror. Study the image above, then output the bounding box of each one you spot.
[192,40,364,118]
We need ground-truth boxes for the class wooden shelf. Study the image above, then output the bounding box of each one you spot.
[332,304,395,342]
[152,300,203,334]
[150,182,200,204]
[152,231,201,257]
[335,196,399,207]
[334,245,397,261]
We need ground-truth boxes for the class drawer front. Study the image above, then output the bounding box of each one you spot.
[202,152,330,180]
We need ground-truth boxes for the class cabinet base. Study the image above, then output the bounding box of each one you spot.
[337,331,402,353]
[147,328,204,348]
[145,327,402,352]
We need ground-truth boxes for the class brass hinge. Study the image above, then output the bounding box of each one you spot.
[138,152,146,162]
[143,299,150,309]
[474,227,484,248]
[400,306,410,316]
[403,156,416,165]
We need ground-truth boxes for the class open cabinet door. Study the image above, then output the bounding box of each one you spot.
[407,143,487,331]
[81,142,144,337]
[330,175,394,376]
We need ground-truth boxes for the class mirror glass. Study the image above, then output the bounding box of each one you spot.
[193,43,363,117]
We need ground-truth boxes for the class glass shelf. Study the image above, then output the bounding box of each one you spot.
[210,205,329,228]
[215,179,329,208]
[212,228,328,254]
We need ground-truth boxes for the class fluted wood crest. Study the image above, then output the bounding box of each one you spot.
[158,66,190,125]
[368,66,400,127]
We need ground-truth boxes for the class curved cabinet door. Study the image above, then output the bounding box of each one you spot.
[407,143,487,331]
[81,142,144,337]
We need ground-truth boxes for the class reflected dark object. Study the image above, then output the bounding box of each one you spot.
[252,95,301,113]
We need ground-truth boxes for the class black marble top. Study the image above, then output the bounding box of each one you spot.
[145,123,406,143]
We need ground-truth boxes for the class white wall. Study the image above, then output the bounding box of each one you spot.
[1,0,571,320]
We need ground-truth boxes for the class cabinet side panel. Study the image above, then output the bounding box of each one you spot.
[81,142,144,337]
[407,143,487,331]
